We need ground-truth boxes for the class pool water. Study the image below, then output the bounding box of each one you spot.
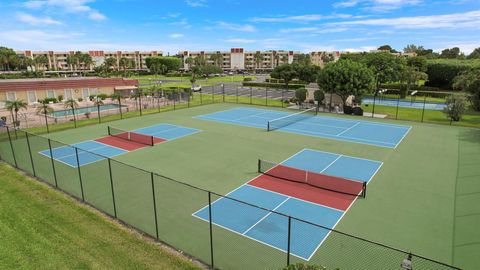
[49,104,124,117]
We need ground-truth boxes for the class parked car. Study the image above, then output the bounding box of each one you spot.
[191,85,202,92]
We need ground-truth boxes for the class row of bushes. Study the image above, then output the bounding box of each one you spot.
[425,60,480,89]
[242,82,306,89]
[265,78,306,85]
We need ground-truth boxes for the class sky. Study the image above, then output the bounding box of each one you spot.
[0,0,479,55]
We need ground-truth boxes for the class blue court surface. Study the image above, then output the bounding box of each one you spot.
[195,107,411,148]
[362,97,446,110]
[193,149,383,260]
[39,140,127,167]
[133,123,201,140]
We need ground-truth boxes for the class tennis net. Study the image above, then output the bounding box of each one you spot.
[267,107,317,131]
[258,159,366,198]
[108,126,155,146]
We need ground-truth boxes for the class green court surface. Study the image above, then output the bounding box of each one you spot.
[0,103,478,270]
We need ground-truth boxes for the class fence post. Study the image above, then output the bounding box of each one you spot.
[97,102,101,124]
[150,172,160,240]
[222,84,225,103]
[250,87,253,104]
[139,92,143,116]
[287,216,291,266]
[236,86,239,104]
[281,89,285,108]
[108,158,117,218]
[211,86,214,103]
[395,95,400,120]
[6,127,18,168]
[173,89,176,110]
[208,191,214,268]
[200,89,203,104]
[421,95,427,122]
[25,132,36,177]
[372,93,377,118]
[75,148,85,201]
[265,88,268,106]
[48,139,58,188]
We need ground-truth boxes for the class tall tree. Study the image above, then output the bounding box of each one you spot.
[254,51,263,72]
[317,59,375,107]
[270,64,298,91]
[377,45,397,53]
[103,57,117,71]
[209,52,223,68]
[145,56,182,74]
[185,57,194,70]
[118,57,133,74]
[453,69,480,111]
[36,100,54,133]
[0,47,19,71]
[5,99,28,128]
[440,47,461,59]
[468,48,480,59]
[33,55,48,72]
[64,99,78,128]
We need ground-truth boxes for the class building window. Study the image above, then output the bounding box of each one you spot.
[27,91,37,104]
[46,90,56,98]
[64,89,73,100]
[82,88,90,99]
[6,92,16,101]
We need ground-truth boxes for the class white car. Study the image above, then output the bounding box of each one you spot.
[191,85,202,92]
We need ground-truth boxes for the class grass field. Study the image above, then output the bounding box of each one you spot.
[132,75,256,89]
[1,103,478,269]
[0,162,201,270]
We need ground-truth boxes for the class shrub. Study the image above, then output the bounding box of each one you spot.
[41,97,58,104]
[295,88,308,104]
[426,62,472,89]
[57,95,64,102]
[89,94,108,101]
[78,98,83,102]
[243,82,305,89]
[243,77,253,82]
[313,90,325,105]
[444,94,468,121]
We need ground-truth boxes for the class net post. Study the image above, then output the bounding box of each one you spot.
[107,126,111,136]
[75,147,85,201]
[421,95,426,122]
[287,216,291,266]
[267,121,270,132]
[25,132,36,177]
[151,135,154,146]
[107,158,117,218]
[6,126,18,168]
[257,159,261,173]
[150,172,159,240]
[362,182,367,198]
[208,191,214,268]
[47,139,58,188]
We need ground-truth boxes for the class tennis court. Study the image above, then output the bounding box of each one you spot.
[362,97,446,110]
[195,107,411,148]
[40,123,201,167]
[193,149,382,260]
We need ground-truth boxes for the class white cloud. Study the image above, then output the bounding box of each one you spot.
[330,10,480,29]
[250,13,359,23]
[185,0,207,7]
[225,38,257,43]
[170,18,191,29]
[279,27,349,33]
[16,12,62,25]
[23,0,107,21]
[169,33,184,38]
[0,30,83,44]
[216,21,256,32]
[333,0,422,11]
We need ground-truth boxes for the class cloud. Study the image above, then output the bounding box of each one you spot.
[185,0,207,7]
[23,0,107,21]
[169,33,184,38]
[250,13,359,23]
[330,10,480,29]
[279,27,349,33]
[16,12,62,25]
[225,38,257,43]
[0,30,83,43]
[334,0,422,12]
[216,21,256,32]
[170,18,191,29]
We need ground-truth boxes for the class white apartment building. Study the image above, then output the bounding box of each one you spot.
[180,48,298,71]
[15,50,163,71]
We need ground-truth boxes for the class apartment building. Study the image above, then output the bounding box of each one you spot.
[180,48,297,71]
[15,50,163,71]
[310,51,341,67]
[0,77,138,107]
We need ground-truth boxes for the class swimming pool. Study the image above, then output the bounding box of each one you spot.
[362,97,446,110]
[49,104,125,117]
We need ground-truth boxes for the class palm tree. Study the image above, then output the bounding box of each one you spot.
[5,99,28,129]
[119,57,133,75]
[81,53,94,74]
[104,57,117,71]
[93,97,104,123]
[254,52,263,73]
[273,53,280,68]
[210,52,223,68]
[66,54,76,71]
[110,92,124,118]
[281,55,288,64]
[74,51,83,71]
[36,100,53,133]
[185,57,194,70]
[64,99,79,128]
[33,55,48,72]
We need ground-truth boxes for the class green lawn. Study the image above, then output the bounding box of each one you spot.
[132,75,256,89]
[1,103,477,269]
[0,162,202,270]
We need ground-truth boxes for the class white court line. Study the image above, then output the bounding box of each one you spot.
[394,126,413,149]
[336,122,360,136]
[319,155,343,173]
[242,197,290,235]
[300,148,383,164]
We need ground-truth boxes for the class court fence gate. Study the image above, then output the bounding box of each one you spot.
[0,126,462,270]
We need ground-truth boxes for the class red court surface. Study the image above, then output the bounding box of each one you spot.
[248,174,357,211]
[95,136,166,151]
